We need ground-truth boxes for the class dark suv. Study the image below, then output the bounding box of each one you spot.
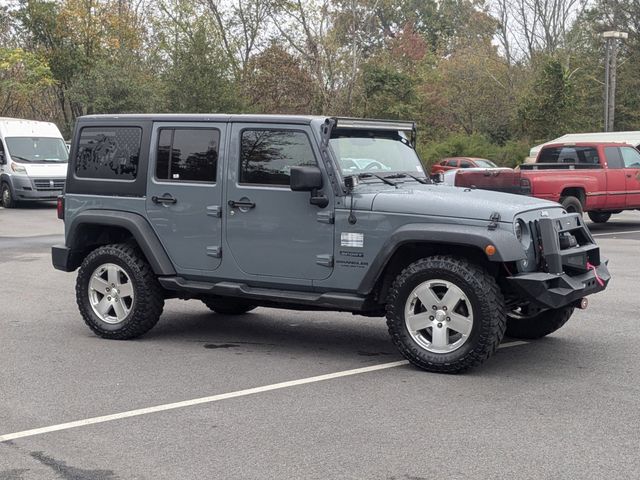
[52,115,610,373]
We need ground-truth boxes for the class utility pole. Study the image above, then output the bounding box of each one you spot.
[603,31,628,132]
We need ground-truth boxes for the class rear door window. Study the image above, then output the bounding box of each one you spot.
[446,159,458,167]
[156,128,219,182]
[604,147,624,169]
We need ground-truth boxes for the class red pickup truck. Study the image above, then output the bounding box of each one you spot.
[455,142,640,223]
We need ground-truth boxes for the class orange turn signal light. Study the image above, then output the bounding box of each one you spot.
[485,244,496,256]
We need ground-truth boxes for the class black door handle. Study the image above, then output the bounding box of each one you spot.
[152,194,177,205]
[228,200,256,209]
[626,174,633,178]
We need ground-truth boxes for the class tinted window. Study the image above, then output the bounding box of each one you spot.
[604,147,624,169]
[156,128,218,182]
[460,161,473,168]
[446,159,458,167]
[538,146,599,165]
[75,127,141,180]
[620,147,640,168]
[240,130,316,185]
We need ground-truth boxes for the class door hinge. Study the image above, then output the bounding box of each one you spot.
[316,254,334,267]
[206,246,222,258]
[317,211,334,224]
[206,205,222,218]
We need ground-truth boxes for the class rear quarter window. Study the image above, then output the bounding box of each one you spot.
[75,127,142,180]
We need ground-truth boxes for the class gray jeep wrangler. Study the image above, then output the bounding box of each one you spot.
[52,115,610,373]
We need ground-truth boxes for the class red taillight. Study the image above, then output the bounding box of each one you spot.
[520,178,532,195]
[57,195,64,220]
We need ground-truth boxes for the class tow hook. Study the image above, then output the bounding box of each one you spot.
[576,298,589,310]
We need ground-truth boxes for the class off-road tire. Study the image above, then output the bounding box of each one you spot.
[506,306,574,339]
[386,255,506,373]
[588,211,611,224]
[76,243,164,339]
[1,182,16,208]
[560,196,583,215]
[202,298,257,315]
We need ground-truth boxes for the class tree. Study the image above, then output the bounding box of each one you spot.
[517,56,574,141]
[243,43,316,114]
[0,47,54,116]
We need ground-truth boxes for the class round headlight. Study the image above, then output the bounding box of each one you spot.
[514,221,522,241]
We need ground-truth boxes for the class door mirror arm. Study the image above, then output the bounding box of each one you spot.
[310,188,329,208]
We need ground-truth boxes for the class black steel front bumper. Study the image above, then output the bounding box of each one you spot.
[506,212,610,309]
[507,259,610,309]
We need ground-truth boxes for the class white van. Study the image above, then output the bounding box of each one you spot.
[0,117,69,208]
[530,131,640,158]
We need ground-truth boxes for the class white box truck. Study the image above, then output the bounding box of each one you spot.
[0,117,68,208]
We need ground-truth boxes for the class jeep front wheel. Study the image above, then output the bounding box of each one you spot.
[385,256,506,373]
[76,244,165,339]
[202,297,257,315]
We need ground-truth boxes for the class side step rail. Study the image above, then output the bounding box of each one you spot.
[158,277,368,311]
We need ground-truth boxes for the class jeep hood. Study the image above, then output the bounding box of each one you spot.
[369,184,560,222]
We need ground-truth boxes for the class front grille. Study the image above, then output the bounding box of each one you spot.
[33,179,65,191]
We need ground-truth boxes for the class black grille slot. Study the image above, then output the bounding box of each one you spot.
[33,179,65,191]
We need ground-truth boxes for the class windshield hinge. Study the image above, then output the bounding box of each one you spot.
[488,212,501,231]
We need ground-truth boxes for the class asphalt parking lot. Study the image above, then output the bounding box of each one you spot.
[1,205,639,480]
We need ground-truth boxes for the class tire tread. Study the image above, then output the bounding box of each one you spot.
[386,255,506,373]
[76,243,164,339]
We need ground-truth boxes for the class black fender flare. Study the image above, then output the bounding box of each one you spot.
[357,223,526,295]
[67,210,176,275]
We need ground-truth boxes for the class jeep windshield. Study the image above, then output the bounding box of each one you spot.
[5,137,69,163]
[329,131,426,178]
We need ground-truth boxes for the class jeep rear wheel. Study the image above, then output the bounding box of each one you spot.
[385,256,506,373]
[76,244,164,339]
[202,298,257,315]
[506,305,574,339]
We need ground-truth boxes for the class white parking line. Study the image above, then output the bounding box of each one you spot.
[592,229,640,237]
[0,341,527,443]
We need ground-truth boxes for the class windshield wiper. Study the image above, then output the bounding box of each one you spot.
[383,172,431,184]
[9,155,33,162]
[358,172,398,187]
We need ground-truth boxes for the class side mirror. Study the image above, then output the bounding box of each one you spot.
[431,172,444,183]
[290,166,323,191]
[290,166,328,208]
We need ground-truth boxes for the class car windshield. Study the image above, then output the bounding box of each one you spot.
[329,131,425,176]
[473,159,497,168]
[5,137,69,163]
